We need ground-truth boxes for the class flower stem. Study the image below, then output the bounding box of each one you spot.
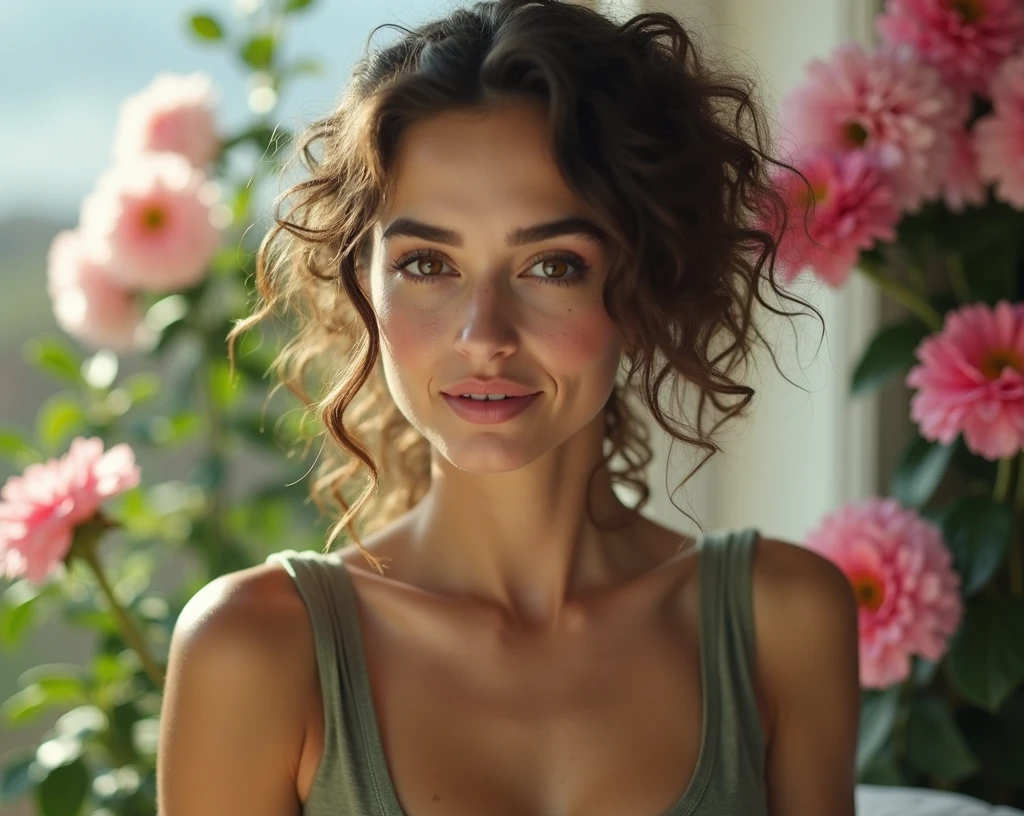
[945,253,971,304]
[857,258,943,331]
[995,457,1014,503]
[1010,454,1024,597]
[75,538,166,690]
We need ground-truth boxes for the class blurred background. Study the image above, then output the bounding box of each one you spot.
[1,0,921,812]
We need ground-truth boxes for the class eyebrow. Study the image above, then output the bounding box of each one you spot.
[379,216,608,248]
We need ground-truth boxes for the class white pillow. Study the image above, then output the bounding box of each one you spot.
[856,785,1024,816]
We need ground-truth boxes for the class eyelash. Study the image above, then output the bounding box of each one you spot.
[387,249,591,287]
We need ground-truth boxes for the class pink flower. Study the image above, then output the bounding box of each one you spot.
[975,52,1024,208]
[781,42,960,212]
[876,0,1024,94]
[942,125,987,211]
[46,229,152,352]
[112,73,220,168]
[770,150,900,287]
[0,437,140,584]
[79,152,223,293]
[907,299,1024,460]
[804,497,962,689]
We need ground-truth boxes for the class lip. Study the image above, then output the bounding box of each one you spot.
[441,377,540,398]
[442,392,541,424]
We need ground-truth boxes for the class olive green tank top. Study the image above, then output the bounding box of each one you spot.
[265,526,767,815]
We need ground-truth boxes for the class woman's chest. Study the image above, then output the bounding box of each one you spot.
[299,588,710,816]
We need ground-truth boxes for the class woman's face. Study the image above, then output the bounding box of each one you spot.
[366,98,624,472]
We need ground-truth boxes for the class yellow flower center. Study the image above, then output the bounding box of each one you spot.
[950,0,984,25]
[845,121,869,147]
[980,347,1024,380]
[142,207,166,231]
[851,571,884,612]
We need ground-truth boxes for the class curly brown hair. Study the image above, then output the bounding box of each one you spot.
[228,0,820,574]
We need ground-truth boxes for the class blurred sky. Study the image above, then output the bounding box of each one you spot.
[0,0,468,223]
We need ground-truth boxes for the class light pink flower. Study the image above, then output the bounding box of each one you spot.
[770,150,900,287]
[46,229,151,352]
[942,125,987,211]
[0,437,140,584]
[876,0,1024,94]
[907,299,1024,460]
[79,152,223,293]
[112,73,220,168]
[804,497,962,689]
[781,42,960,212]
[975,51,1024,208]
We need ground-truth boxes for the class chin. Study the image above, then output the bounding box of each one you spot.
[433,437,541,474]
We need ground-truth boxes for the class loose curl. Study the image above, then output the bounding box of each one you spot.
[228,0,820,575]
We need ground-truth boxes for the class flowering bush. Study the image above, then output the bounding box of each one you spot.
[0,4,326,814]
[776,0,1024,803]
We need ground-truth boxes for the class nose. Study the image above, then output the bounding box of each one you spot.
[452,277,519,361]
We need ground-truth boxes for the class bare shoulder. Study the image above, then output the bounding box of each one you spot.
[749,534,861,814]
[158,562,317,816]
[749,534,859,696]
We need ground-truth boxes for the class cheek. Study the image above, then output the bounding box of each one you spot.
[541,306,622,370]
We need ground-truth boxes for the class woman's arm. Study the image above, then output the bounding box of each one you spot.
[157,568,316,816]
[753,537,862,816]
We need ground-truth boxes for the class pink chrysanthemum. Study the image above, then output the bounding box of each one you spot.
[781,42,960,212]
[804,497,963,689]
[46,229,152,352]
[876,0,1024,94]
[769,150,900,287]
[975,52,1024,208]
[942,125,987,211]
[112,72,221,168]
[0,437,140,584]
[907,299,1024,460]
[79,152,223,293]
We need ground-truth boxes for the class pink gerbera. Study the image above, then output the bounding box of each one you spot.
[907,299,1024,460]
[941,125,987,211]
[781,42,960,212]
[0,437,140,584]
[876,0,1024,94]
[79,152,223,293]
[112,72,221,168]
[46,229,152,352]
[975,52,1024,208]
[804,497,963,689]
[770,150,900,287]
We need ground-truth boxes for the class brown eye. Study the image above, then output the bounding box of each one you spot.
[541,259,569,279]
[414,257,445,276]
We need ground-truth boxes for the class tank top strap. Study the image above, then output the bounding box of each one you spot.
[698,526,767,795]
[264,549,382,814]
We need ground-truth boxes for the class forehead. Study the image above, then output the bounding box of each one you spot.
[382,98,586,220]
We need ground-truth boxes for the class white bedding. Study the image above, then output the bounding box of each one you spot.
[856,785,1024,815]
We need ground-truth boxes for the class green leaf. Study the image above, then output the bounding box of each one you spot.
[0,428,38,464]
[287,56,324,77]
[35,395,87,452]
[0,751,38,803]
[850,319,931,398]
[888,435,956,509]
[857,740,908,785]
[912,655,940,688]
[856,685,901,774]
[240,35,275,70]
[23,338,83,385]
[958,689,1024,787]
[946,596,1024,713]
[905,694,979,780]
[284,0,315,11]
[0,581,49,648]
[934,494,1013,596]
[35,756,88,816]
[189,13,224,40]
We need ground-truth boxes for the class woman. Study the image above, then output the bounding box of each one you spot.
[157,1,861,814]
